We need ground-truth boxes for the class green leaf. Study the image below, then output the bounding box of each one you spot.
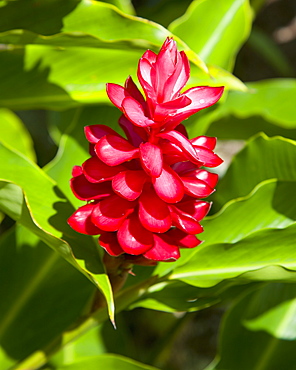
[128,281,219,313]
[217,133,296,205]
[154,178,296,286]
[213,283,296,370]
[0,346,15,370]
[0,108,36,162]
[101,0,135,15]
[187,79,296,138]
[55,354,160,370]
[169,0,252,71]
[0,225,94,363]
[0,0,247,110]
[0,143,114,321]
[171,223,296,287]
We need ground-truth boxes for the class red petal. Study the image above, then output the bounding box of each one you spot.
[91,195,135,231]
[170,86,224,122]
[106,83,126,110]
[112,170,147,200]
[194,147,223,167]
[191,136,217,150]
[153,95,191,122]
[117,213,153,255]
[99,232,124,256]
[154,40,176,102]
[82,156,125,183]
[122,96,156,127]
[139,187,171,233]
[163,51,190,101]
[139,142,163,177]
[70,174,113,201]
[169,205,203,235]
[144,234,180,261]
[166,228,202,248]
[186,169,219,188]
[175,123,189,138]
[95,134,139,166]
[172,161,198,175]
[125,76,146,106]
[119,115,147,147]
[152,164,184,203]
[176,200,211,221]
[157,130,202,165]
[141,49,157,64]
[72,165,83,177]
[84,124,119,144]
[138,56,154,90]
[68,203,102,235]
[181,177,215,198]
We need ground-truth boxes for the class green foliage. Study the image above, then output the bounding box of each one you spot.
[169,0,252,71]
[211,284,296,370]
[0,0,295,369]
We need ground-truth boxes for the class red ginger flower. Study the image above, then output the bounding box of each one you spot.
[68,38,224,265]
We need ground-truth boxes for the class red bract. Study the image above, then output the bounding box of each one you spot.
[68,38,224,265]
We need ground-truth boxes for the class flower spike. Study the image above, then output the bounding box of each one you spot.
[68,38,224,265]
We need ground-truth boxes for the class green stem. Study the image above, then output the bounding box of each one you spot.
[12,275,158,370]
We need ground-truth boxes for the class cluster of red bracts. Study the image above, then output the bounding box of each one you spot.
[68,38,224,265]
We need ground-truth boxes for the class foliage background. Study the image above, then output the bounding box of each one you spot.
[0,0,296,369]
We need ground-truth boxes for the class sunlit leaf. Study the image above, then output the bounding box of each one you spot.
[154,178,296,285]
[188,79,296,138]
[211,283,296,370]
[102,0,135,15]
[169,0,252,71]
[0,108,36,162]
[0,0,247,110]
[170,223,296,287]
[55,353,160,370]
[217,133,296,205]
[0,143,114,320]
[128,281,219,313]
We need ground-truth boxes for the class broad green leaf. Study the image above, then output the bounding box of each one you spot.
[0,225,94,363]
[202,179,296,245]
[56,354,159,370]
[0,143,115,321]
[171,223,296,287]
[0,108,36,162]
[169,0,252,71]
[154,178,296,284]
[50,325,106,367]
[212,284,296,370]
[128,281,219,313]
[217,133,296,205]
[0,0,247,110]
[0,346,15,370]
[102,0,135,15]
[0,44,243,110]
[187,79,296,138]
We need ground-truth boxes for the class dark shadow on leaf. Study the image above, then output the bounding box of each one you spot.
[0,0,80,35]
[0,48,77,110]
[272,181,296,221]
[48,186,105,275]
